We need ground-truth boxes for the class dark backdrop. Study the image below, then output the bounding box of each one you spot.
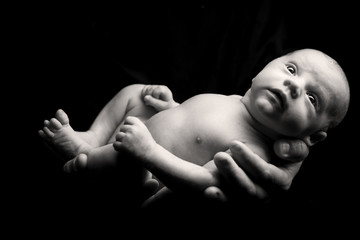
[9,1,359,236]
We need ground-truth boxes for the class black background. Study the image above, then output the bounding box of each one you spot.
[7,1,359,236]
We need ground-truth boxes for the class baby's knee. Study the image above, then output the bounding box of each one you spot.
[122,85,156,119]
[119,84,147,105]
[121,84,146,96]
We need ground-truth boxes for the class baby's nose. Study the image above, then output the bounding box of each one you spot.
[283,79,300,99]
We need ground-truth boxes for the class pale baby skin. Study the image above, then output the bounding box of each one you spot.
[115,93,271,193]
[114,48,350,193]
[39,48,350,197]
[145,93,269,167]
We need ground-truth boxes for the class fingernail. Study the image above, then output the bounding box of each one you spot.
[281,142,290,154]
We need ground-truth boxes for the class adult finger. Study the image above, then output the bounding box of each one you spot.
[141,187,174,208]
[203,186,228,202]
[229,141,302,191]
[273,139,309,162]
[142,178,160,201]
[213,151,269,199]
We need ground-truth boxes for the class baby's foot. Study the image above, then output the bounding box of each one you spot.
[38,109,92,161]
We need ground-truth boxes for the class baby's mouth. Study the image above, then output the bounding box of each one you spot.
[268,89,287,110]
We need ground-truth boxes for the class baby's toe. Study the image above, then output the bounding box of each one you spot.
[38,129,50,140]
[41,126,54,139]
[49,117,63,131]
[43,119,50,127]
[55,109,69,125]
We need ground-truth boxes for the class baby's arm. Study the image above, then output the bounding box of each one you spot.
[87,84,178,146]
[113,116,221,193]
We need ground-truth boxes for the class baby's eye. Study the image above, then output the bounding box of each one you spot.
[286,64,296,75]
[306,92,318,107]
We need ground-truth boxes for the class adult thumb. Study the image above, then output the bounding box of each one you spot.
[273,139,309,162]
[203,186,228,202]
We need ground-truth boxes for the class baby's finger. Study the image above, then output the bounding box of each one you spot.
[119,124,132,133]
[142,85,153,97]
[150,86,161,99]
[124,116,141,125]
[144,95,167,111]
[115,131,126,141]
[113,141,123,151]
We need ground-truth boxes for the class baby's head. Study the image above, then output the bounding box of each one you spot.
[289,49,350,128]
[244,48,350,146]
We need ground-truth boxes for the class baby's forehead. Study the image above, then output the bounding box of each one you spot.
[284,49,335,64]
[285,50,324,62]
[284,51,341,76]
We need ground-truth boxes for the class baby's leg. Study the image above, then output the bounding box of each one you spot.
[89,84,157,145]
[61,91,158,173]
[38,109,93,161]
[39,84,155,158]
[38,108,152,185]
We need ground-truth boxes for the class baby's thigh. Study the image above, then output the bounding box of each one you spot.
[108,85,157,143]
[119,84,157,122]
[126,93,157,123]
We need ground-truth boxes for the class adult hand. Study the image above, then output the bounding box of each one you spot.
[63,153,161,202]
[204,139,309,202]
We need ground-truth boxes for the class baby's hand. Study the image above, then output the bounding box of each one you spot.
[141,85,179,112]
[113,116,157,159]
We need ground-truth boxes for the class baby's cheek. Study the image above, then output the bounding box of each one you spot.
[281,113,307,137]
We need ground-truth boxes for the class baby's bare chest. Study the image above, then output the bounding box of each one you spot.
[146,95,250,165]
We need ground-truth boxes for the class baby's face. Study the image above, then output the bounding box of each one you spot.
[247,49,348,138]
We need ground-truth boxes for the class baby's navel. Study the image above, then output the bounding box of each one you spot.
[195,136,202,144]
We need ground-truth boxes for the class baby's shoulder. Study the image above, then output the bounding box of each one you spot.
[228,94,243,100]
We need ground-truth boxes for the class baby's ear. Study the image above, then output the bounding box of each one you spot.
[303,131,327,147]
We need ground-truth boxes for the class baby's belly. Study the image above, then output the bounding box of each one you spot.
[145,108,217,166]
